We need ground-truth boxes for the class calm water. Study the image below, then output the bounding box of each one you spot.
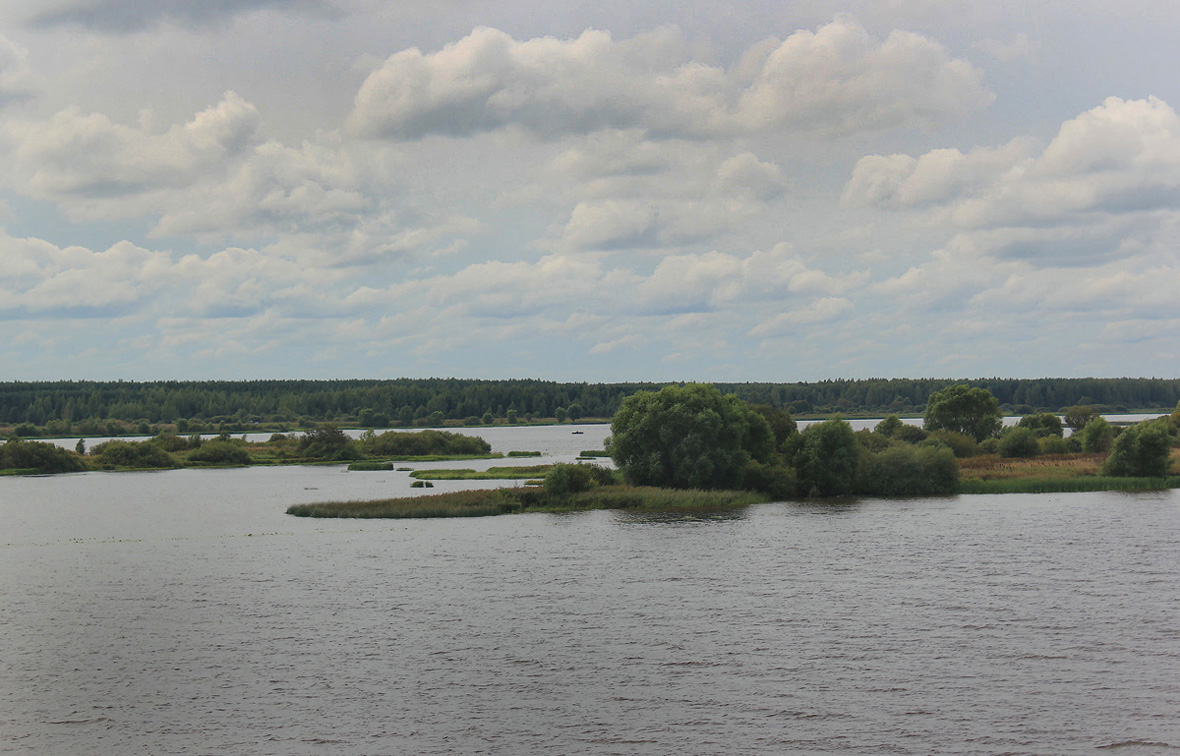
[2,427,1179,755]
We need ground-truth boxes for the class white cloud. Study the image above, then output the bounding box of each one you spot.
[5,91,261,219]
[748,297,852,337]
[846,96,1180,264]
[348,17,992,140]
[0,233,172,315]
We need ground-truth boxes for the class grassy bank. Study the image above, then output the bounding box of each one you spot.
[957,476,1180,494]
[286,485,765,519]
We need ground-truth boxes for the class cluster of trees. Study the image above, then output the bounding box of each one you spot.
[5,377,1180,434]
[607,384,960,499]
[607,383,1180,498]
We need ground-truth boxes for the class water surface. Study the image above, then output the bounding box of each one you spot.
[2,438,1178,755]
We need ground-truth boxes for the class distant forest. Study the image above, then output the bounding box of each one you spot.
[2,377,1179,435]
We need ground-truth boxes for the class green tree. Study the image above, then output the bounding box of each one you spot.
[1017,413,1064,438]
[923,384,1002,442]
[793,418,861,497]
[609,383,773,489]
[751,404,797,449]
[875,414,904,438]
[1079,417,1115,453]
[1101,420,1173,477]
[998,427,1040,458]
[1063,406,1097,432]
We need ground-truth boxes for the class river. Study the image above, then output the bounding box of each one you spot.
[2,424,1178,755]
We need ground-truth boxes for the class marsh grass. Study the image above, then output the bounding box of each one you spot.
[348,461,394,471]
[578,450,612,457]
[958,476,1180,494]
[286,485,765,519]
[506,450,542,457]
[410,465,555,480]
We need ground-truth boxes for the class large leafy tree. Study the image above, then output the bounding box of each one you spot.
[923,384,1002,442]
[1101,420,1173,477]
[793,418,861,497]
[609,383,773,489]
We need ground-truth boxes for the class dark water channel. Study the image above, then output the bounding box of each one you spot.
[2,436,1179,754]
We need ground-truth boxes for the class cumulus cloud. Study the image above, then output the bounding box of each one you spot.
[26,0,339,32]
[544,134,786,252]
[0,233,172,316]
[846,96,1180,264]
[348,17,992,140]
[5,91,260,218]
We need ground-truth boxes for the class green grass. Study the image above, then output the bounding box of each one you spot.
[957,476,1180,494]
[579,450,612,457]
[410,465,555,480]
[382,453,503,462]
[286,485,766,519]
[347,461,394,471]
[506,450,542,457]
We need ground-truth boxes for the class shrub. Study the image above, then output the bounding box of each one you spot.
[91,440,178,468]
[1018,413,1064,438]
[151,431,194,452]
[0,439,88,473]
[856,444,958,496]
[875,414,904,437]
[928,430,979,458]
[893,424,929,444]
[998,427,1040,458]
[363,429,491,457]
[794,418,861,497]
[1079,417,1115,453]
[1102,420,1173,477]
[299,425,361,461]
[1038,436,1070,455]
[544,463,595,496]
[855,429,893,452]
[742,460,795,500]
[187,439,252,465]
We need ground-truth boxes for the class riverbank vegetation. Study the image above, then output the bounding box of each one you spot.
[288,384,1180,519]
[5,376,1180,439]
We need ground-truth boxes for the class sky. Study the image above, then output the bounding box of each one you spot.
[1,0,1179,382]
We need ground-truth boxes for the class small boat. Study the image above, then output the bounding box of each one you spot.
[571,430,583,434]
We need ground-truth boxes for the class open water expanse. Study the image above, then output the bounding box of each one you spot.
[2,424,1179,755]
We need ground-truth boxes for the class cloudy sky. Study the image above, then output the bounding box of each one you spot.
[1,0,1178,382]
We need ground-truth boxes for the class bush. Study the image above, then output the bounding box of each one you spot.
[855,429,893,452]
[928,430,979,458]
[0,439,88,473]
[893,424,929,444]
[742,460,795,500]
[299,425,361,461]
[1079,417,1115,453]
[151,431,194,452]
[363,429,491,457]
[91,440,178,468]
[998,427,1040,458]
[1018,413,1064,438]
[544,463,595,496]
[1038,436,1070,455]
[856,444,958,496]
[1102,420,1173,477]
[875,414,904,437]
[187,439,252,465]
[794,418,861,497]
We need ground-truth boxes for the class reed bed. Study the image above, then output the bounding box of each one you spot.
[410,465,555,480]
[957,476,1180,494]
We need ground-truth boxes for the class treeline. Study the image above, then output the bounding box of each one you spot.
[2,377,1180,430]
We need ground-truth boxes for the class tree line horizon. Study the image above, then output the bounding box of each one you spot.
[2,377,1179,433]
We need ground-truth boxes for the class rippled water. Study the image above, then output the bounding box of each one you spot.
[2,437,1179,755]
